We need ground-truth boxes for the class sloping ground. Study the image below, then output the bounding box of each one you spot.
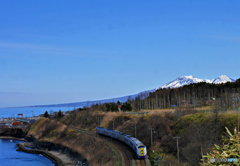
[60,108,240,165]
[60,110,183,165]
[27,117,117,166]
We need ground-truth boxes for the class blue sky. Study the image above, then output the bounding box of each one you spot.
[0,1,240,107]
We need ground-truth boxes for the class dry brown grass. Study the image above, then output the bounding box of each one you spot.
[28,117,117,166]
[27,117,50,139]
[101,112,120,128]
[196,106,214,110]
[139,106,215,115]
[223,110,240,115]
[27,117,67,141]
[140,109,175,115]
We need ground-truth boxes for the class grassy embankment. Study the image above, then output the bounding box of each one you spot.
[27,117,118,166]
[59,106,240,165]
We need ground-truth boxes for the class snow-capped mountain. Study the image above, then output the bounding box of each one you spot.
[23,75,236,108]
[156,75,235,90]
[211,75,235,84]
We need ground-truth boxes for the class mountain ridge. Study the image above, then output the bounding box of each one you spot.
[18,75,235,108]
[156,75,235,90]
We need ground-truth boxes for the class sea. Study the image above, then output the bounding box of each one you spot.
[0,139,54,166]
[0,106,78,165]
[0,106,78,118]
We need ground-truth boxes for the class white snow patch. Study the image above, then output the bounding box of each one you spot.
[156,75,235,90]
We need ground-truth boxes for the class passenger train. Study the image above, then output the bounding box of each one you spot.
[96,126,147,158]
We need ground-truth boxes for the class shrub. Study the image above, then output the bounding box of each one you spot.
[202,127,240,165]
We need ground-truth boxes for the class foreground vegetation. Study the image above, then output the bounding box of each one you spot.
[202,127,240,165]
[38,80,240,165]
[53,105,240,165]
[27,117,117,166]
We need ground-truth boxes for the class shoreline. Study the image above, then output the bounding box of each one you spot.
[0,137,75,166]
[0,136,26,141]
[16,143,68,166]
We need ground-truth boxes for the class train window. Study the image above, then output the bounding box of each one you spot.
[138,146,145,148]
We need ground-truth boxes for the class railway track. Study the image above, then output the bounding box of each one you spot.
[100,135,131,166]
[70,127,135,166]
[140,159,145,166]
[71,127,94,135]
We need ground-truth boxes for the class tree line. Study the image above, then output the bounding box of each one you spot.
[129,78,240,111]
[70,78,240,112]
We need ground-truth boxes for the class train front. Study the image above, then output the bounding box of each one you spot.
[137,145,147,159]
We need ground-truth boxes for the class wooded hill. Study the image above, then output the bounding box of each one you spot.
[131,78,240,111]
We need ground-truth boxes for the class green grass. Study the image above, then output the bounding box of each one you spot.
[114,161,120,166]
[173,113,211,134]
[111,146,120,166]
[172,112,240,135]
[148,149,180,166]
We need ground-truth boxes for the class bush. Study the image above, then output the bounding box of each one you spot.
[202,127,240,165]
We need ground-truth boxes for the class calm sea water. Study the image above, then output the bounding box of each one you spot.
[0,139,54,166]
[0,106,78,118]
[0,106,78,165]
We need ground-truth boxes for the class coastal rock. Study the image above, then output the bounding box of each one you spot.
[0,128,26,138]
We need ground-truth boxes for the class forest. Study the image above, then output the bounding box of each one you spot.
[87,78,240,112]
[130,78,240,111]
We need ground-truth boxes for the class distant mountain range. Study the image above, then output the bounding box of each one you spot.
[24,75,235,108]
[156,75,235,89]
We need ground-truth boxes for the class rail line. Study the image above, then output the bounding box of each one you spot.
[100,135,131,166]
[71,127,94,135]
[140,159,145,166]
[70,127,133,166]
[97,134,149,166]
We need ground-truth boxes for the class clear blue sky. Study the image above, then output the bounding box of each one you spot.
[0,0,240,107]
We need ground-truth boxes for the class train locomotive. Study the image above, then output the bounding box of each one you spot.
[96,126,147,159]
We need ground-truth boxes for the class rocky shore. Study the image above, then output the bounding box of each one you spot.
[16,143,75,166]
[0,136,25,141]
[0,128,78,166]
[0,127,27,138]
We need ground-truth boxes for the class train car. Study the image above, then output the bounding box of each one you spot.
[116,132,125,142]
[96,127,111,136]
[110,130,119,139]
[123,134,131,146]
[96,126,147,159]
[129,137,137,149]
[133,140,147,158]
[96,126,102,133]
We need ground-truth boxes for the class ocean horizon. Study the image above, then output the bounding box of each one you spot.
[0,106,79,119]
